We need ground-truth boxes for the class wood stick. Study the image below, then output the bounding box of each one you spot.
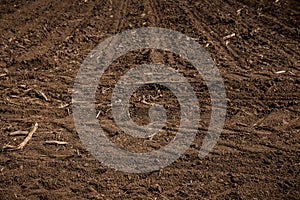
[9,130,29,136]
[44,140,68,145]
[223,33,236,40]
[2,144,16,149]
[141,99,154,106]
[16,122,38,150]
[35,89,50,101]
[3,123,38,151]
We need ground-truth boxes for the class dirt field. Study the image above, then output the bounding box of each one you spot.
[0,0,299,199]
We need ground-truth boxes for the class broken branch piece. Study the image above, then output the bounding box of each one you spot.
[223,33,236,40]
[9,130,29,136]
[3,123,38,151]
[45,140,68,145]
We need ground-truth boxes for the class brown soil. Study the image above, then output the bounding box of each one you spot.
[0,0,299,199]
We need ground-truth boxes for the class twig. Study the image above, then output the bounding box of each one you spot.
[22,88,50,101]
[147,133,157,141]
[96,111,101,119]
[3,123,38,151]
[251,117,265,128]
[223,33,236,40]
[9,130,29,136]
[44,140,68,145]
[16,122,38,150]
[2,144,16,149]
[237,8,243,15]
[59,103,69,108]
[275,70,286,74]
[34,89,50,101]
[141,99,154,106]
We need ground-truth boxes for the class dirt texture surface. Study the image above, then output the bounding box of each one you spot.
[0,0,299,199]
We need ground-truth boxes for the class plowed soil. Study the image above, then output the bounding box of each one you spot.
[0,0,299,199]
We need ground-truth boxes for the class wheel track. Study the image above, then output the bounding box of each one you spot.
[176,0,248,71]
[0,1,125,126]
[48,0,125,57]
[2,0,130,65]
[1,0,61,30]
[145,0,175,64]
[233,0,299,31]
[111,0,130,33]
[183,0,299,72]
[140,0,216,141]
[143,0,210,82]
[145,0,161,26]
[221,0,300,66]
[1,0,79,40]
[2,1,101,62]
[190,0,253,70]
[254,34,299,67]
[4,0,129,123]
[175,1,299,145]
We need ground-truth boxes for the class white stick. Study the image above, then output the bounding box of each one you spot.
[44,140,68,145]
[16,123,38,150]
[9,131,29,136]
[3,123,38,150]
[223,33,236,40]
